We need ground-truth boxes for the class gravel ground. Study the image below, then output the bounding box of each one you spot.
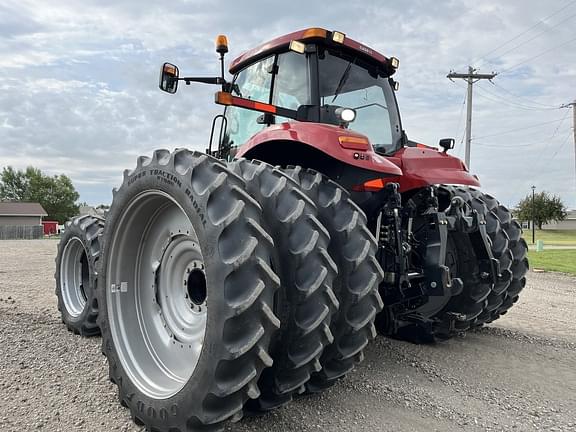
[0,239,575,432]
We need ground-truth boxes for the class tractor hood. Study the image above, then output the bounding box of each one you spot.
[386,147,481,192]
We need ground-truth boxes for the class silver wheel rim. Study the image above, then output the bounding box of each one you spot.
[106,190,207,399]
[60,236,89,317]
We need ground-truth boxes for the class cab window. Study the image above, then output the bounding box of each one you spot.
[318,51,398,154]
[272,51,310,111]
[223,56,274,150]
[222,51,311,152]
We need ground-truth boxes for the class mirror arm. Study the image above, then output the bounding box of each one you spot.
[179,76,226,85]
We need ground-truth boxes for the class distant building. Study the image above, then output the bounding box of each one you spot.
[542,210,576,230]
[0,202,47,239]
[0,202,47,226]
[42,220,59,236]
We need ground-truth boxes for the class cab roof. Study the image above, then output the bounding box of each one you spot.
[229,27,395,75]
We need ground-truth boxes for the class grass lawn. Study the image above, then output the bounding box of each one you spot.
[521,229,576,246]
[528,250,576,275]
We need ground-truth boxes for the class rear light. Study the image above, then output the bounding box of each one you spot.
[302,28,328,39]
[215,91,233,105]
[289,40,306,54]
[352,178,386,192]
[338,135,369,150]
[332,31,346,44]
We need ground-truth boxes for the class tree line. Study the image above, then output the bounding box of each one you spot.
[0,166,79,223]
[515,191,567,229]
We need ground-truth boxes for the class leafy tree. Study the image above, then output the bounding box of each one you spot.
[0,166,80,223]
[515,191,567,229]
[0,166,28,201]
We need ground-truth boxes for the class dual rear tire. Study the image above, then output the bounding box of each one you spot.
[95,153,383,430]
[425,186,526,339]
[55,215,104,336]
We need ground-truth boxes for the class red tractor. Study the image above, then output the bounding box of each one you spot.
[55,28,528,431]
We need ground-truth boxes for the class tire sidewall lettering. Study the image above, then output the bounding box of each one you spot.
[125,167,208,239]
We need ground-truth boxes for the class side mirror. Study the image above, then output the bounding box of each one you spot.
[439,138,455,153]
[159,63,179,94]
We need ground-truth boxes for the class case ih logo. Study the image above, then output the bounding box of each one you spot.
[358,45,373,55]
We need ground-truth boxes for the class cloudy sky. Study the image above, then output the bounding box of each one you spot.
[1,0,575,209]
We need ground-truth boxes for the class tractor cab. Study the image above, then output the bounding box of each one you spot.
[220,29,403,158]
[159,28,404,163]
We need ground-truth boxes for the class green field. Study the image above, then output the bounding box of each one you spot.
[527,250,576,275]
[522,229,576,246]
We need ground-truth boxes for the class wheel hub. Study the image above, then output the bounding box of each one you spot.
[154,235,207,347]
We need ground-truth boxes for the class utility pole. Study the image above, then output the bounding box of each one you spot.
[447,67,497,168]
[561,101,576,193]
[531,185,536,245]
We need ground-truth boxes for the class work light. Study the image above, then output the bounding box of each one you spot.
[335,107,356,123]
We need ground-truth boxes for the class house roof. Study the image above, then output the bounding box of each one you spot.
[0,202,48,217]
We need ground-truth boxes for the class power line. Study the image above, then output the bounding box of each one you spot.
[474,84,560,111]
[488,81,560,109]
[472,118,567,140]
[453,90,467,141]
[473,129,570,148]
[529,108,572,180]
[478,9,576,69]
[499,35,576,75]
[473,141,542,148]
[450,79,560,111]
[470,0,576,67]
[545,130,573,163]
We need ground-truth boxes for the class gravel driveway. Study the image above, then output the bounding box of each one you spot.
[1,240,575,431]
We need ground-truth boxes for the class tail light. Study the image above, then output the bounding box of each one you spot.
[352,178,386,192]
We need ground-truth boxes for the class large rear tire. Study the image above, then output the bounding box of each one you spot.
[98,150,280,431]
[431,186,514,337]
[230,159,338,412]
[470,192,528,325]
[55,215,104,336]
[285,167,384,392]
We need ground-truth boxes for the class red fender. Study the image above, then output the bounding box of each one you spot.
[385,147,481,193]
[236,122,403,176]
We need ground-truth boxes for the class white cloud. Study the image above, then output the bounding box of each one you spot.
[0,0,574,209]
